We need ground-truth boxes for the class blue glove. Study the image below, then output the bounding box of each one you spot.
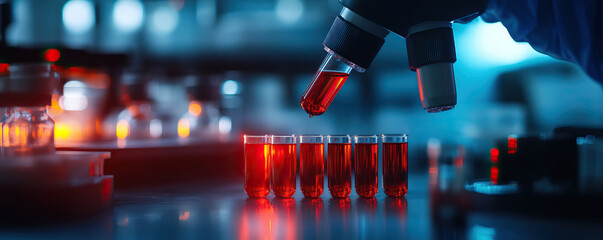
[482,0,603,82]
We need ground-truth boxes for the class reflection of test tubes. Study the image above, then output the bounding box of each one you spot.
[300,135,324,198]
[241,198,274,238]
[244,135,271,198]
[382,134,408,197]
[327,135,352,198]
[354,135,379,198]
[271,135,297,198]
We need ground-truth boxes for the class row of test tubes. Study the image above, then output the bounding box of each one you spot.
[244,134,408,198]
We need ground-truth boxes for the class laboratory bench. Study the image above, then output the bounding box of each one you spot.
[1,173,602,240]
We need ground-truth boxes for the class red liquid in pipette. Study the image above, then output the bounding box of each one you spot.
[328,143,351,198]
[301,71,348,117]
[300,143,324,198]
[244,143,271,198]
[355,143,378,197]
[383,142,408,197]
[271,144,296,198]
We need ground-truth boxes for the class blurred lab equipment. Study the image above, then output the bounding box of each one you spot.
[0,61,112,219]
[178,75,221,139]
[104,72,162,140]
[0,63,57,156]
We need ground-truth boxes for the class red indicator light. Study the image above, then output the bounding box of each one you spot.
[0,63,8,74]
[508,136,517,154]
[490,148,499,163]
[44,49,61,62]
[490,166,499,184]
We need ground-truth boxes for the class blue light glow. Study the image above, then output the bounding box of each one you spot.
[113,0,144,32]
[458,18,545,67]
[62,0,95,34]
[223,80,239,95]
[150,5,179,35]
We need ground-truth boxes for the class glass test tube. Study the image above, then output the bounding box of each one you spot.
[327,135,352,198]
[300,51,354,117]
[354,135,379,198]
[244,134,271,198]
[300,135,325,198]
[382,134,408,197]
[271,135,297,198]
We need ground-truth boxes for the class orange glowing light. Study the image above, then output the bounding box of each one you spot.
[116,120,130,139]
[490,148,499,163]
[508,136,517,154]
[54,123,71,139]
[179,211,190,221]
[50,94,62,115]
[188,101,202,117]
[12,125,27,147]
[177,118,190,138]
[490,166,499,184]
[44,49,61,62]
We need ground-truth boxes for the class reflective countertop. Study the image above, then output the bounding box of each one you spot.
[1,174,602,240]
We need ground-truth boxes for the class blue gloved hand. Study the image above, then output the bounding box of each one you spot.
[482,0,603,82]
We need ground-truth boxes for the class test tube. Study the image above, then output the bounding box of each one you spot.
[271,135,297,198]
[327,135,352,198]
[300,51,354,117]
[382,134,408,197]
[244,134,271,198]
[354,135,379,198]
[300,135,325,198]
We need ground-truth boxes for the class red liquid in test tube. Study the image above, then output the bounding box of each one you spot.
[300,135,324,198]
[244,135,271,198]
[354,135,379,198]
[327,135,352,198]
[271,135,297,198]
[382,134,408,197]
[301,71,348,117]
